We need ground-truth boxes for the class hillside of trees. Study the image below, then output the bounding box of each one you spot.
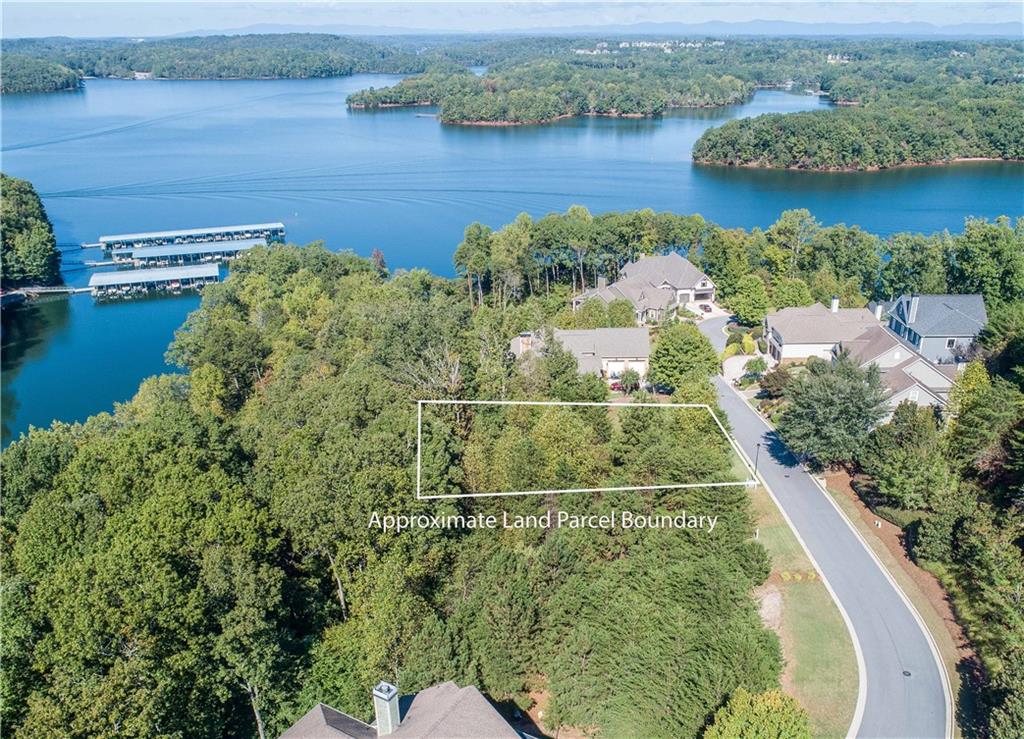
[0,173,62,288]
[0,239,784,737]
[2,34,430,88]
[349,61,754,123]
[693,41,1024,169]
[348,37,1024,139]
[2,204,1021,736]
[0,55,81,94]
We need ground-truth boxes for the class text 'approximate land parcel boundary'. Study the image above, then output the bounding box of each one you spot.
[415,399,759,500]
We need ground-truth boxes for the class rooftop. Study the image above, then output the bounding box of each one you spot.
[88,264,220,287]
[767,302,878,344]
[99,223,285,242]
[576,279,675,312]
[889,294,988,336]
[280,682,520,739]
[553,327,651,360]
[279,703,376,739]
[115,238,267,260]
[620,252,708,290]
[392,681,520,738]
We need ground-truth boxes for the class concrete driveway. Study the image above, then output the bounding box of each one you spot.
[699,315,951,738]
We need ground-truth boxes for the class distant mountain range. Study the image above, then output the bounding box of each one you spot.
[172,19,1022,39]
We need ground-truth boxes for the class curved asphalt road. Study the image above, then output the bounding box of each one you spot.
[699,316,950,739]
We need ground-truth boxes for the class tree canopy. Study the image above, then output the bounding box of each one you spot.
[1,173,62,288]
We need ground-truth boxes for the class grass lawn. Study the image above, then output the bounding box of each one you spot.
[751,484,859,738]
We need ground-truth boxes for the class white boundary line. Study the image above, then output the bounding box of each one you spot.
[723,381,952,739]
[415,399,758,499]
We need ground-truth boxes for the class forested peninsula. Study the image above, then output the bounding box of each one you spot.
[1,34,429,90]
[0,55,81,94]
[692,46,1024,170]
[0,173,62,288]
[3,205,1023,737]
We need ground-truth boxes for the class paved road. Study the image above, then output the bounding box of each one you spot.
[699,316,950,739]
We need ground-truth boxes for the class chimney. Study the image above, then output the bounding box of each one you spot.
[830,296,840,313]
[908,295,920,323]
[373,682,400,736]
[597,276,607,289]
[873,303,883,320]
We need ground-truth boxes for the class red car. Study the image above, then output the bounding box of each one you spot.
[610,382,624,392]
[699,303,713,313]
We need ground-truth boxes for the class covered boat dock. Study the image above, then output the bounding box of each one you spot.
[110,237,266,266]
[88,264,220,298]
[98,222,285,250]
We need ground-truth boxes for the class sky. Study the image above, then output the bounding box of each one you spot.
[3,1,1020,38]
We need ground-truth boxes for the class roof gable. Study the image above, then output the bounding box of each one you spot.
[890,294,987,336]
[620,252,709,290]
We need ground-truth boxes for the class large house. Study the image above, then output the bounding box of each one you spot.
[281,680,523,738]
[764,298,880,362]
[885,294,987,363]
[837,325,959,417]
[572,253,715,324]
[510,327,651,382]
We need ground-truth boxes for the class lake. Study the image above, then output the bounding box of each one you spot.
[2,75,1021,444]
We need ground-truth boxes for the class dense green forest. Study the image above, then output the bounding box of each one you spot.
[692,85,1024,169]
[348,62,753,122]
[450,205,1024,316]
[692,41,1024,168]
[2,204,1021,736]
[0,173,62,288]
[2,34,429,89]
[0,54,81,94]
[0,239,780,737]
[347,37,1024,142]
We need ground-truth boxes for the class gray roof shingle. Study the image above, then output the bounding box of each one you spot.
[553,328,651,361]
[766,303,878,344]
[279,703,376,739]
[620,252,708,290]
[390,681,520,738]
[889,294,988,336]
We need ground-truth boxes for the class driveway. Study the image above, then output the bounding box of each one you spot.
[699,315,950,738]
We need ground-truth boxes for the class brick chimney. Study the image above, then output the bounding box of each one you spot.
[373,682,400,736]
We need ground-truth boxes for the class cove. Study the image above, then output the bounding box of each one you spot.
[1,75,1021,444]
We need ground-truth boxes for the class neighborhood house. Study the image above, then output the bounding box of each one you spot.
[764,297,880,362]
[885,293,988,363]
[281,680,523,738]
[572,252,715,324]
[510,327,651,381]
[837,325,959,417]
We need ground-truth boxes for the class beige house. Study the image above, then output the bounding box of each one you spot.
[765,298,880,362]
[837,325,959,417]
[572,253,715,324]
[511,328,651,382]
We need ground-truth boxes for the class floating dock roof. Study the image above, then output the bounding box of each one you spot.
[99,223,285,243]
[114,238,267,260]
[89,264,220,288]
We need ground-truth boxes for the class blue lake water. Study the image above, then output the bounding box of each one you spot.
[2,75,1021,443]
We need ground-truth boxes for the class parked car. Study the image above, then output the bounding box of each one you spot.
[699,303,713,313]
[610,382,624,392]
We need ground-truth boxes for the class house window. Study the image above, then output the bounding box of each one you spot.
[946,338,956,349]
